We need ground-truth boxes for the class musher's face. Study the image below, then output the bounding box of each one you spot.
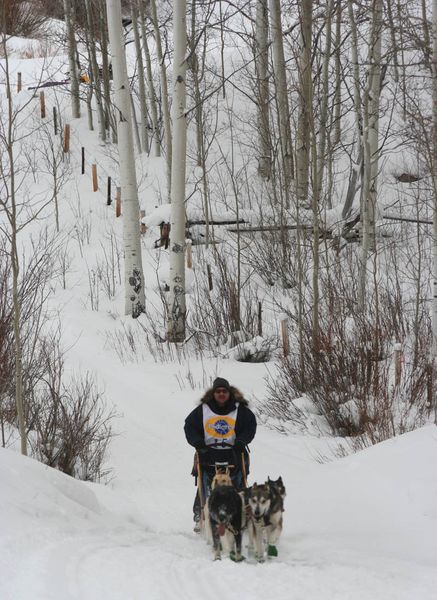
[214,387,230,406]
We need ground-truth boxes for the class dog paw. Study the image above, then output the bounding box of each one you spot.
[229,551,246,563]
[267,545,278,557]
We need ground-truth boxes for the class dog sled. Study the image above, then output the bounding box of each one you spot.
[192,442,285,562]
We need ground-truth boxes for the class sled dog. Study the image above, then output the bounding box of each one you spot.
[203,466,233,542]
[267,475,287,501]
[207,483,245,561]
[246,479,285,561]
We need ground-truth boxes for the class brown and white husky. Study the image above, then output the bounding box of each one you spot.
[246,477,285,561]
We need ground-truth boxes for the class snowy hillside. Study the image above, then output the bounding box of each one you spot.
[2,425,437,599]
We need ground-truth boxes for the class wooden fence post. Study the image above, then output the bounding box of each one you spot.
[40,91,46,118]
[92,164,98,191]
[17,72,22,93]
[53,106,58,135]
[63,124,70,153]
[81,147,85,174]
[186,240,192,268]
[281,317,289,357]
[258,301,263,336]
[116,187,121,217]
[107,176,112,205]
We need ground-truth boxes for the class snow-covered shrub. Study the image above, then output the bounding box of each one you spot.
[187,246,265,352]
[0,0,46,38]
[30,364,115,483]
[28,336,115,481]
[262,265,436,443]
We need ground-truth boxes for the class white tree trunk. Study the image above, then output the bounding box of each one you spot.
[432,0,437,357]
[106,0,145,317]
[342,0,363,220]
[256,0,271,180]
[167,0,187,342]
[269,0,294,195]
[150,0,172,197]
[359,0,383,310]
[84,0,106,141]
[63,0,80,119]
[139,2,161,157]
[296,0,312,207]
[131,3,149,154]
[315,0,332,203]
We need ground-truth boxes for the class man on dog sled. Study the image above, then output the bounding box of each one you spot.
[184,377,257,532]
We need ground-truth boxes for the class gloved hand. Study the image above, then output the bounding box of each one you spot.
[234,440,245,452]
[196,445,208,455]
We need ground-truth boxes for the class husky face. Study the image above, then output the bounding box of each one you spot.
[247,483,272,521]
[267,476,286,500]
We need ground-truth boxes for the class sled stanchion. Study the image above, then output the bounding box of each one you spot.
[17,72,22,93]
[241,452,248,487]
[81,147,85,174]
[196,452,206,531]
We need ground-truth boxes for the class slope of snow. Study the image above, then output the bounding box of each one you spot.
[2,424,437,600]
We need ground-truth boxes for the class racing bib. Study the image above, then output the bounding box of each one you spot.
[202,403,239,448]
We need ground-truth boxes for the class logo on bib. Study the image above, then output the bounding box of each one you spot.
[205,416,236,439]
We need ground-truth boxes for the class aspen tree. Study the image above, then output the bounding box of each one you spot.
[188,0,211,247]
[296,0,312,207]
[131,2,149,153]
[359,0,383,310]
[342,0,363,220]
[138,0,160,157]
[432,0,437,357]
[269,0,294,200]
[84,0,106,141]
[256,0,271,180]
[167,0,187,342]
[105,0,145,317]
[99,3,115,140]
[315,0,332,204]
[150,0,172,197]
[63,0,80,119]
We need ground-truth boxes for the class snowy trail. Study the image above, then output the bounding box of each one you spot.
[3,425,437,600]
[6,514,436,600]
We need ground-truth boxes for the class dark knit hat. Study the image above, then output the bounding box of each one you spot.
[213,377,230,391]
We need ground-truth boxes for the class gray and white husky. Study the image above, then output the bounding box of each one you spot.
[207,484,245,562]
[246,477,285,561]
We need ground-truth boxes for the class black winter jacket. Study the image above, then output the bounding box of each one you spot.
[184,386,257,473]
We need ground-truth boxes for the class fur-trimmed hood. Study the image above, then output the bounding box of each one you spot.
[199,386,249,407]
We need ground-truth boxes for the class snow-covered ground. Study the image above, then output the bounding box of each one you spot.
[2,21,437,600]
[2,418,437,600]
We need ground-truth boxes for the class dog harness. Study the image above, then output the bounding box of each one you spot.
[202,403,239,447]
